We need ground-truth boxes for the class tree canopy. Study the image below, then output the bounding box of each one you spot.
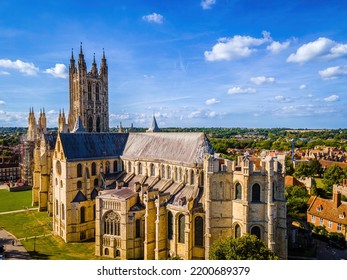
[209,234,278,260]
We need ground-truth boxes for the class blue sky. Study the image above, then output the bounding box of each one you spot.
[1,0,347,129]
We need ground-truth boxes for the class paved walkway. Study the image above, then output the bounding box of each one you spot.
[0,208,40,260]
[0,227,31,260]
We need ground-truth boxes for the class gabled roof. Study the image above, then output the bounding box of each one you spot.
[307,195,347,224]
[71,116,86,133]
[122,132,214,167]
[59,133,129,162]
[43,133,57,150]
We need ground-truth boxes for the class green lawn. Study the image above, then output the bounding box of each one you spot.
[0,210,105,260]
[0,189,34,212]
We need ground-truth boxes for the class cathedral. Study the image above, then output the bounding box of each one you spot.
[27,46,288,260]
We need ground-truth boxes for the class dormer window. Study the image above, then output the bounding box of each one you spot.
[316,205,323,212]
[339,212,346,219]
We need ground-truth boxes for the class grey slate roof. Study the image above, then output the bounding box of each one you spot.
[43,133,57,150]
[59,133,129,161]
[71,116,86,133]
[122,132,214,167]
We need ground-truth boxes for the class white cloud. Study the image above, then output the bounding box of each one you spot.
[274,96,292,103]
[250,76,275,85]
[188,110,203,119]
[142,13,164,24]
[267,40,290,54]
[319,66,347,79]
[205,98,220,105]
[299,84,307,90]
[0,71,10,75]
[0,100,5,105]
[0,59,39,75]
[324,95,340,102]
[287,37,347,63]
[44,64,67,78]
[228,87,256,95]
[201,0,216,9]
[204,31,271,61]
[206,111,217,118]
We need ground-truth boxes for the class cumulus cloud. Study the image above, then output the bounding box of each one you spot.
[205,98,220,105]
[287,37,347,63]
[44,64,67,78]
[267,40,290,54]
[299,84,307,90]
[227,87,256,95]
[319,66,347,79]
[0,59,39,75]
[0,100,5,105]
[204,31,271,61]
[201,0,216,9]
[142,13,164,24]
[250,76,275,85]
[324,95,340,102]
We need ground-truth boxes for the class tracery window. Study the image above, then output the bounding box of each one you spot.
[235,183,242,200]
[104,211,121,236]
[194,216,203,246]
[251,226,261,239]
[235,224,241,238]
[178,214,185,243]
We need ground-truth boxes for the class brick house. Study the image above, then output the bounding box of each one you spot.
[307,192,347,238]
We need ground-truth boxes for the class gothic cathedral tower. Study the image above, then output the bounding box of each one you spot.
[68,44,109,132]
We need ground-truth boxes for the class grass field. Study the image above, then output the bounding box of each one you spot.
[0,189,34,212]
[0,190,103,260]
[0,210,104,260]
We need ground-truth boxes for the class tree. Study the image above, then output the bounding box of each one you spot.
[323,164,344,193]
[285,185,310,218]
[209,234,278,260]
[293,161,312,179]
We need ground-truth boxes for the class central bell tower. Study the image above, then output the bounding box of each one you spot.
[68,43,109,132]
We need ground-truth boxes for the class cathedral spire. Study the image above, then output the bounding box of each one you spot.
[91,52,98,75]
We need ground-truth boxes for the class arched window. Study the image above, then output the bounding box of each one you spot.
[96,83,100,101]
[178,214,185,243]
[104,211,121,236]
[61,203,65,220]
[252,183,261,202]
[55,199,59,215]
[168,211,173,240]
[94,178,98,187]
[251,226,261,239]
[150,164,155,177]
[77,163,82,177]
[115,250,120,257]
[87,116,93,132]
[80,206,86,223]
[96,117,100,132]
[104,248,109,255]
[113,161,118,173]
[272,182,276,202]
[56,161,61,175]
[235,183,242,200]
[235,224,241,238]
[194,216,204,246]
[138,163,142,175]
[77,180,82,189]
[190,170,194,185]
[105,161,110,174]
[91,162,96,176]
[88,82,92,100]
[179,168,182,181]
[175,167,178,181]
[200,171,204,186]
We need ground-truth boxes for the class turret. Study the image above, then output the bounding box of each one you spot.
[91,53,98,76]
[100,48,108,76]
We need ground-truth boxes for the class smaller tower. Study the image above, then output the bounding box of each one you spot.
[27,107,37,141]
[146,115,160,132]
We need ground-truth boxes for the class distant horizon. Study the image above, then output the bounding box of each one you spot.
[1,1,347,128]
